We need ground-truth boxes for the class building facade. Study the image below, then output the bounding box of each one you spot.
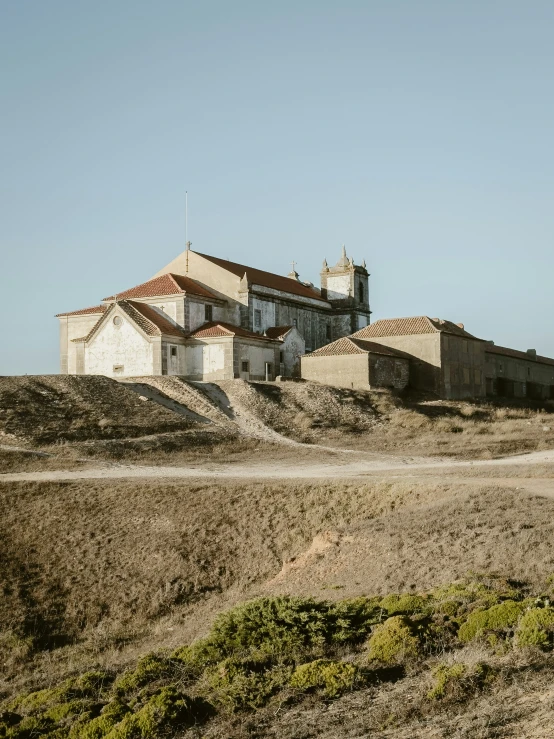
[57,246,370,380]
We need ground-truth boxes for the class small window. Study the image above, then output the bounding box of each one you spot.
[326,324,332,341]
[205,304,213,322]
[359,281,364,304]
[293,318,298,328]
[241,360,249,372]
[279,351,284,363]
[113,316,122,327]
[170,346,177,357]
[254,309,262,330]
[113,364,124,374]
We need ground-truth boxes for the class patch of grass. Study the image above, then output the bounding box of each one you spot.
[290,659,358,697]
[427,660,495,701]
[379,594,432,616]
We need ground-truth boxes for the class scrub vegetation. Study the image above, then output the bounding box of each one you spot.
[3,579,554,738]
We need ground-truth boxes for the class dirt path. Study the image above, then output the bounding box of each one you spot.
[2,448,554,484]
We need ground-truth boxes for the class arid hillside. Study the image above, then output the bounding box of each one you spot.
[2,375,554,737]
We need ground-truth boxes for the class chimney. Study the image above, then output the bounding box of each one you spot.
[526,349,537,360]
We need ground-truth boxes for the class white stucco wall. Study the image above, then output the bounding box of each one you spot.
[63,313,104,374]
[238,343,277,379]
[326,274,351,300]
[187,343,226,376]
[85,314,155,377]
[142,297,178,323]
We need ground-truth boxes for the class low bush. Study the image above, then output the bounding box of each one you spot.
[379,594,431,616]
[290,659,358,697]
[367,616,420,664]
[114,653,174,695]
[103,687,192,738]
[457,600,527,643]
[427,661,495,701]
[515,607,554,649]
[204,658,289,713]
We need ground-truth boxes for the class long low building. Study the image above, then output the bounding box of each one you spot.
[301,316,554,400]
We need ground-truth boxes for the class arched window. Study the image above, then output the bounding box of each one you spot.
[359,281,365,304]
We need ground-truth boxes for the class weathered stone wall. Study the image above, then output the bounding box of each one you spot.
[441,335,486,399]
[279,328,305,377]
[370,355,410,390]
[301,354,370,390]
[361,333,441,393]
[485,350,554,399]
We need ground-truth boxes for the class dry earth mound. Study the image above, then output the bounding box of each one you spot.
[0,375,195,444]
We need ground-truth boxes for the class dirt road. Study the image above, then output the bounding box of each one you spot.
[2,447,554,485]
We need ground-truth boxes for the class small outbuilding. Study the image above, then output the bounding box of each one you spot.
[301,336,409,391]
[265,325,305,377]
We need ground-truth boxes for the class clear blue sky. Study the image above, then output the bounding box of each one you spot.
[1,1,553,375]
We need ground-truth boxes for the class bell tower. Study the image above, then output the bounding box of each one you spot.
[320,246,370,308]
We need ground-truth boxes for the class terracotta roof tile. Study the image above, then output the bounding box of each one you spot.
[188,321,278,341]
[265,326,293,339]
[56,305,107,318]
[103,273,218,301]
[353,316,480,340]
[486,343,554,367]
[84,300,185,342]
[194,252,328,303]
[307,337,406,357]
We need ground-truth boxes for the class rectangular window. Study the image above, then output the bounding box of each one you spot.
[254,309,262,330]
[170,346,177,357]
[326,324,332,341]
[241,360,249,373]
[113,364,124,374]
[293,318,298,328]
[205,304,213,322]
[279,351,284,363]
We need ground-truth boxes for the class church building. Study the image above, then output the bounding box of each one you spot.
[57,246,371,381]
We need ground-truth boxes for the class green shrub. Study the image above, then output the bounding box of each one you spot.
[204,658,289,713]
[104,688,191,738]
[458,600,526,643]
[428,661,494,701]
[114,654,174,695]
[290,659,358,697]
[379,594,431,616]
[515,607,554,649]
[432,577,520,615]
[367,616,420,664]
[188,596,381,665]
[69,700,130,739]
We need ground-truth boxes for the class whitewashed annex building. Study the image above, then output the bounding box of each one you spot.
[57,246,371,381]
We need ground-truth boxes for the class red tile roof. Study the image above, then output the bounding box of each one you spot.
[352,316,481,340]
[307,337,406,357]
[265,325,294,339]
[103,273,218,301]
[85,300,185,342]
[194,252,328,303]
[485,343,554,367]
[188,321,278,341]
[56,305,107,318]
